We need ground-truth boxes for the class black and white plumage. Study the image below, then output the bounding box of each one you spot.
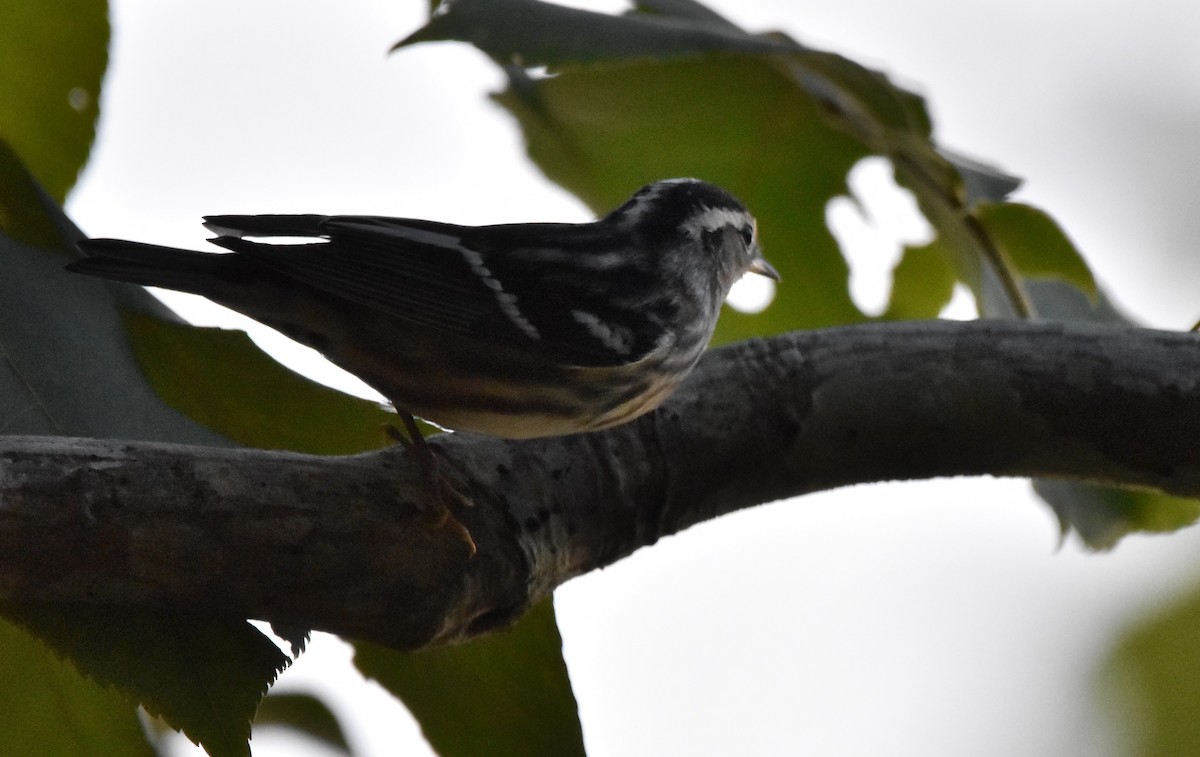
[70,178,777,438]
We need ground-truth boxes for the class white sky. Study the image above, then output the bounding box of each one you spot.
[67,1,1200,755]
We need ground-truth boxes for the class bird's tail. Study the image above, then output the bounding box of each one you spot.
[202,214,327,239]
[69,238,249,295]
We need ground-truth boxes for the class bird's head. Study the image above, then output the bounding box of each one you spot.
[607,178,779,295]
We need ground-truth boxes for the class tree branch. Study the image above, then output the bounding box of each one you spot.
[2,320,1198,649]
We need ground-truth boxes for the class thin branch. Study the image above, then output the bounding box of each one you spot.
[1,320,1198,649]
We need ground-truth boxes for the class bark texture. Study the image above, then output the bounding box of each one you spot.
[1,320,1198,649]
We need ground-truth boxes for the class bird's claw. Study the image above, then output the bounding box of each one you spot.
[385,416,477,556]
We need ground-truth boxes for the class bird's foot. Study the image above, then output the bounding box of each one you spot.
[385,415,476,556]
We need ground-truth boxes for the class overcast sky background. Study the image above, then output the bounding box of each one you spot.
[68,1,1200,755]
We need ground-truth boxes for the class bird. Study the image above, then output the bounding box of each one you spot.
[69,178,778,443]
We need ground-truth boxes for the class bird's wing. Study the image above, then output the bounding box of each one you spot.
[204,215,671,367]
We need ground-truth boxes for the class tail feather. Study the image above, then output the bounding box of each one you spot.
[206,235,316,257]
[69,238,247,295]
[202,214,329,238]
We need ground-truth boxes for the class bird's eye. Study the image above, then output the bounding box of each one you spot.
[738,223,755,248]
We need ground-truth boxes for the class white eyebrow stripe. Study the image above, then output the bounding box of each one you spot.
[459,248,541,340]
[681,206,753,239]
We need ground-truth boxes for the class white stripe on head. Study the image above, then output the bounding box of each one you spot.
[620,177,703,225]
[680,206,754,239]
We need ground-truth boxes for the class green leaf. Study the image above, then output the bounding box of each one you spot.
[0,617,157,757]
[1025,280,1200,548]
[891,154,1094,322]
[0,138,67,249]
[2,147,301,757]
[354,599,584,757]
[883,236,959,321]
[416,0,1106,333]
[121,312,401,455]
[0,143,398,453]
[942,150,1021,205]
[1104,581,1200,756]
[1035,478,1200,552]
[787,47,934,140]
[973,202,1098,300]
[455,1,1194,553]
[494,54,869,333]
[395,0,790,64]
[0,158,229,445]
[634,0,741,28]
[254,692,351,755]
[0,0,107,202]
[430,2,1058,332]
[777,43,1029,319]
[1,603,290,757]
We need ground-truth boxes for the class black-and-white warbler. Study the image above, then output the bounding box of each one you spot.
[70,178,778,440]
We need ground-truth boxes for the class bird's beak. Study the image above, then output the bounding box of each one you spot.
[749,254,781,281]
